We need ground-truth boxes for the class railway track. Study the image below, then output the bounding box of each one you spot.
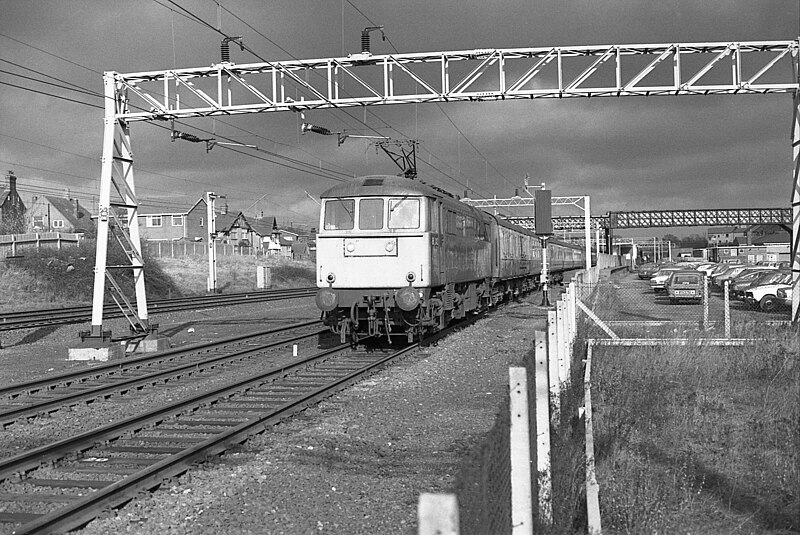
[0,321,325,429]
[0,287,317,332]
[0,340,416,534]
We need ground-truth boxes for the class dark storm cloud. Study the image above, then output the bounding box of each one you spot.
[0,0,797,225]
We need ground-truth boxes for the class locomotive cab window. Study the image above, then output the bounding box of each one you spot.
[359,198,384,230]
[323,199,355,230]
[388,197,420,229]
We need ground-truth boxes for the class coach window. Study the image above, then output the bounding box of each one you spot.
[388,197,420,229]
[323,199,355,230]
[359,198,384,230]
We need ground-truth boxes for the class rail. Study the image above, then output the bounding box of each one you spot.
[0,341,416,534]
[0,287,317,332]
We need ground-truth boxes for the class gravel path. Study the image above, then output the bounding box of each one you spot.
[0,293,555,535]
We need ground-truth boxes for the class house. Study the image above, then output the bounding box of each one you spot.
[249,216,278,250]
[747,224,789,246]
[28,195,95,234]
[0,172,26,234]
[706,226,746,246]
[137,204,188,241]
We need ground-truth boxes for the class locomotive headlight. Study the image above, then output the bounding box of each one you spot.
[395,286,419,311]
[385,241,395,252]
[346,242,356,253]
[326,272,336,284]
[315,288,338,311]
[406,271,416,283]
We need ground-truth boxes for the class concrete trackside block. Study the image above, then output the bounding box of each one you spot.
[418,493,458,535]
[131,334,171,354]
[68,343,125,362]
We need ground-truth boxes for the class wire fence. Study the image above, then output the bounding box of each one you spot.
[576,268,791,339]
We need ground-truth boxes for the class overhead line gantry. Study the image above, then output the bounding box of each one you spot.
[84,39,800,355]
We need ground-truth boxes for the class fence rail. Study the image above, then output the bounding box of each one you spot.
[0,232,83,257]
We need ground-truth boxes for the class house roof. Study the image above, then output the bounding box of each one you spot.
[44,196,94,230]
[249,216,277,237]
[214,212,244,232]
[707,226,739,234]
[752,231,790,245]
[137,204,189,216]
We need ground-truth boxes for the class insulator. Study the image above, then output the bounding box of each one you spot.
[302,123,332,136]
[361,30,371,54]
[221,41,230,63]
[176,132,203,143]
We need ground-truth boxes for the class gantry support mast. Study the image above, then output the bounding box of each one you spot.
[89,39,800,341]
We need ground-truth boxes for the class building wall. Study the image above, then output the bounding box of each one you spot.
[138,214,186,241]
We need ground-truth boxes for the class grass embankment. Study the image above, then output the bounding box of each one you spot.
[587,330,798,534]
[0,241,315,311]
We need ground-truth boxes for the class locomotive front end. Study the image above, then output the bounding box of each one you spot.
[315,176,434,343]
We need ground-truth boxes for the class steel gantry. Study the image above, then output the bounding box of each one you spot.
[87,39,800,347]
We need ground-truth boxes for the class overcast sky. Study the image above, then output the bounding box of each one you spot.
[1,1,798,232]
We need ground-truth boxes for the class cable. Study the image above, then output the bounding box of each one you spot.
[1,31,357,188]
[344,0,518,195]
[206,0,486,196]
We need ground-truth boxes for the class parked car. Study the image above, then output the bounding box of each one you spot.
[727,268,781,300]
[637,262,660,279]
[711,265,752,288]
[776,286,793,308]
[744,272,793,312]
[665,270,705,303]
[649,267,684,293]
[695,263,717,275]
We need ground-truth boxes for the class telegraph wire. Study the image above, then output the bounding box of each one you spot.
[0,80,103,109]
[0,56,99,92]
[0,31,357,187]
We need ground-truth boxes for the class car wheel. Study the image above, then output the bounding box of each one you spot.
[760,295,777,313]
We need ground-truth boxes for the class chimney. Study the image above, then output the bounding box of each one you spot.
[74,199,81,218]
[7,171,17,193]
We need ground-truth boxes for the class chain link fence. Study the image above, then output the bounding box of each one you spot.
[576,268,791,339]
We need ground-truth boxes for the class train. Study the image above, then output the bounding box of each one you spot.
[314,174,586,343]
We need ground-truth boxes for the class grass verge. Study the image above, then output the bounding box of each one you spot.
[590,327,798,534]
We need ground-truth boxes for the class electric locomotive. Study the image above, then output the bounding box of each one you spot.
[314,174,584,343]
